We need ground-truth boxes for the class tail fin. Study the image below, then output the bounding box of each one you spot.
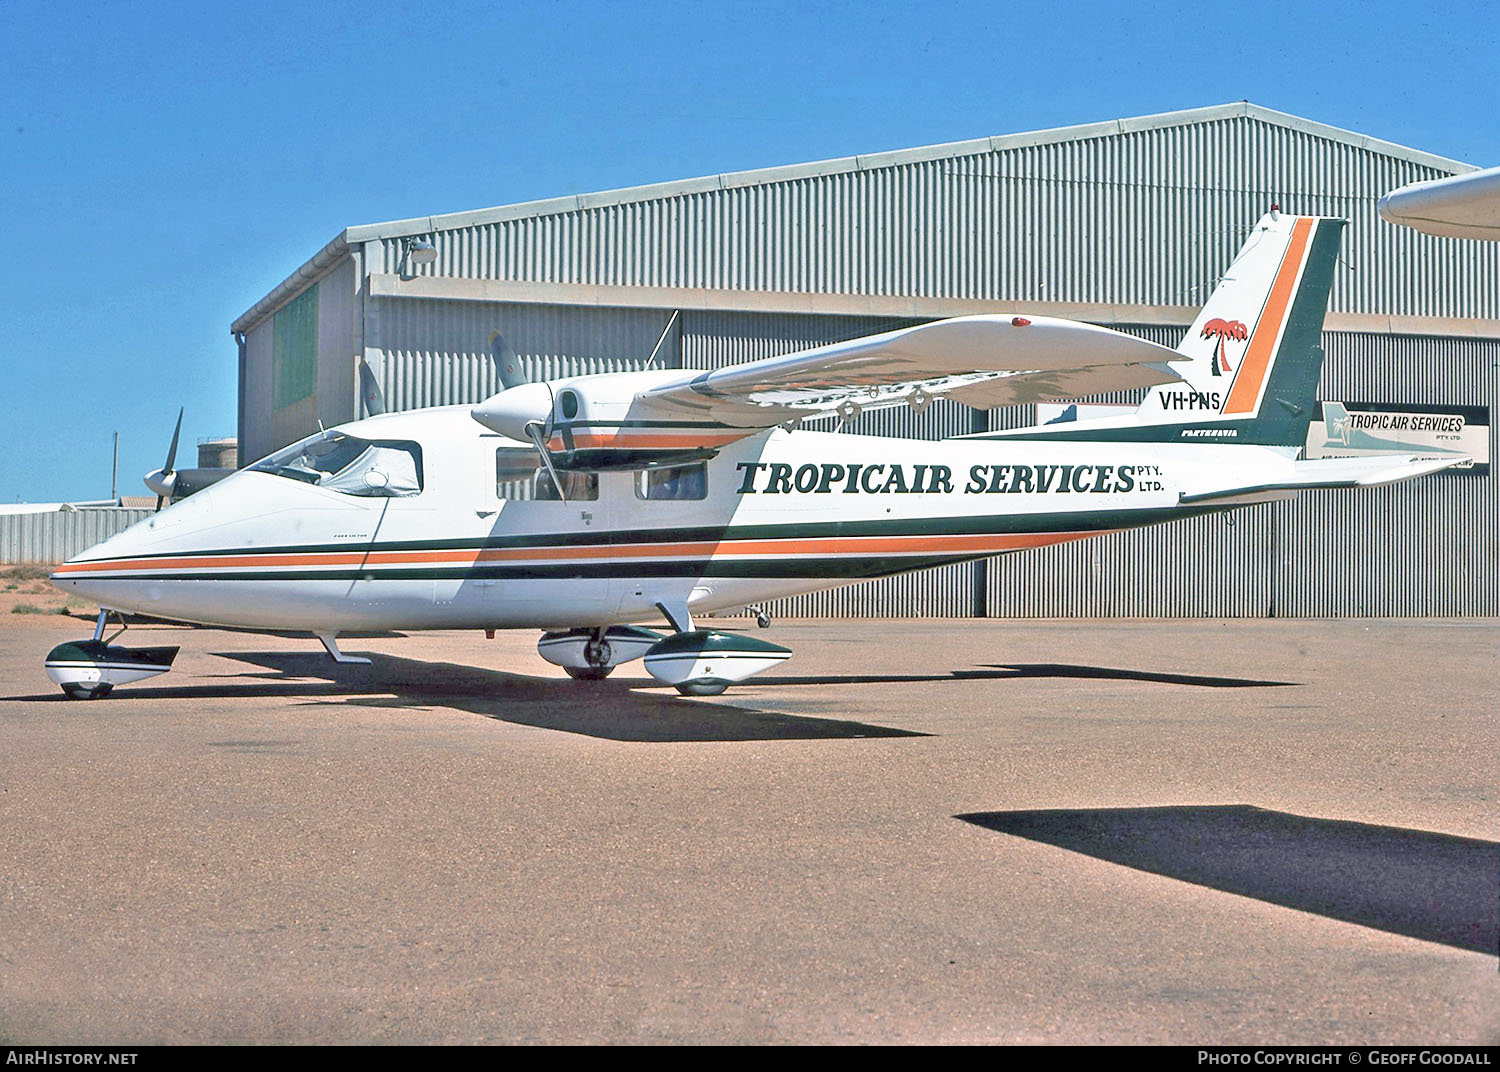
[1135,211,1346,446]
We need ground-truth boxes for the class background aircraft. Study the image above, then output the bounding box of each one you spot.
[1379,166,1500,240]
[141,408,235,509]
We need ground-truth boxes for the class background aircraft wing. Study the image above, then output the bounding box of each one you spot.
[637,313,1186,424]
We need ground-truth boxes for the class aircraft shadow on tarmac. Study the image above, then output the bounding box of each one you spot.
[184,651,929,744]
[957,805,1499,956]
[976,664,1295,688]
[691,662,1296,690]
[9,649,1293,740]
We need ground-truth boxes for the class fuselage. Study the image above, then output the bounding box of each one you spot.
[52,405,1299,633]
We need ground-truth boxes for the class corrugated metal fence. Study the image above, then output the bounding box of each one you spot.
[0,510,151,565]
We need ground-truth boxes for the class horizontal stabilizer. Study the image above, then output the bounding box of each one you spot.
[1179,454,1465,506]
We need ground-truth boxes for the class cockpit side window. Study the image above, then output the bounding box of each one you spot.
[251,432,423,497]
[635,461,707,501]
[496,448,598,501]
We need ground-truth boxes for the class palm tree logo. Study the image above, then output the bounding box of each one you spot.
[1200,318,1248,377]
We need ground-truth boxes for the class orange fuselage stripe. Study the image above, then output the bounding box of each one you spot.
[548,431,748,450]
[1223,217,1314,415]
[55,530,1104,576]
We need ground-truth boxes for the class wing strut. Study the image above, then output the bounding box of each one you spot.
[655,600,694,634]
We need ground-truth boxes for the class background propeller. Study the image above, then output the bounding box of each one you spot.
[143,407,183,510]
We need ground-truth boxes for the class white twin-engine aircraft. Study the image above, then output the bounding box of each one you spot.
[46,211,1457,699]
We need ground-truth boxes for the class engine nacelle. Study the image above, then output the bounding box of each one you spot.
[471,371,746,471]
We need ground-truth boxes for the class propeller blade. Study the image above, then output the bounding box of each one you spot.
[490,330,527,391]
[163,407,183,476]
[155,494,165,513]
[358,357,386,416]
[524,422,567,502]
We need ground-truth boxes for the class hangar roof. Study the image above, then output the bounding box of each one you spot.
[233,102,1475,335]
[347,102,1473,243]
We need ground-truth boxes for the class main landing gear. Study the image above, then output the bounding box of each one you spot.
[45,610,179,700]
[538,615,791,696]
[537,625,666,680]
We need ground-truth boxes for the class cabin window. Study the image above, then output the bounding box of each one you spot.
[251,432,423,497]
[635,461,707,501]
[496,448,598,501]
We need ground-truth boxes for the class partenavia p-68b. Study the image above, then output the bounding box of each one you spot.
[47,211,1457,698]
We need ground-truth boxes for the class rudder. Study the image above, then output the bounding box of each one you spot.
[1138,211,1346,446]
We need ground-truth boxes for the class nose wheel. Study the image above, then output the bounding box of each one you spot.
[61,683,114,700]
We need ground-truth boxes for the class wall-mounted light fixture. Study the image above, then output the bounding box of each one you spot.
[398,236,438,280]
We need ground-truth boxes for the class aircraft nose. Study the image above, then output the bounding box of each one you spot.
[52,510,158,604]
[49,484,225,612]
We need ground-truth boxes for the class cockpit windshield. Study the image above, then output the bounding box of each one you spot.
[250,432,423,497]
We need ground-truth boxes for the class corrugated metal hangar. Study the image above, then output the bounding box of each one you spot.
[230,102,1500,618]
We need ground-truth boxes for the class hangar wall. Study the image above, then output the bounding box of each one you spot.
[362,112,1499,318]
[231,103,1500,618]
[240,255,357,463]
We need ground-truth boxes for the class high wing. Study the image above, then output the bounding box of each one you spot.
[639,314,1186,424]
[471,313,1188,471]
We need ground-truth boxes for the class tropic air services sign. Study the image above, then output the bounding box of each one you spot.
[1306,401,1490,473]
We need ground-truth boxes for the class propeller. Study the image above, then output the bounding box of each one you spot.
[523,383,567,502]
[490,330,527,391]
[484,330,566,499]
[143,407,184,511]
[358,357,386,416]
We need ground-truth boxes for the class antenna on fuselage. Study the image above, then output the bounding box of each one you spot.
[642,310,681,369]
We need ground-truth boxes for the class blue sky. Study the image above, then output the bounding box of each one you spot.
[3,0,1497,502]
